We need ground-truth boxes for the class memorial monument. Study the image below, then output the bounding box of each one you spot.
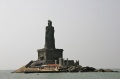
[13,20,117,73]
[13,20,80,73]
[37,20,63,64]
[45,20,55,49]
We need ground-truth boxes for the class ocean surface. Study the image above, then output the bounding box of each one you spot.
[0,69,120,79]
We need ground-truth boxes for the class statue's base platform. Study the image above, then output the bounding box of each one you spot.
[37,48,63,64]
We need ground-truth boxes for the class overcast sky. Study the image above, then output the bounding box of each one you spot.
[0,0,120,70]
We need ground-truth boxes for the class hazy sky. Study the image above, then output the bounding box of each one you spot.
[0,0,120,70]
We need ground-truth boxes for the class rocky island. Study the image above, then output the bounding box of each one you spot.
[13,20,118,73]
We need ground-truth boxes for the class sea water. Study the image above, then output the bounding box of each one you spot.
[0,70,120,79]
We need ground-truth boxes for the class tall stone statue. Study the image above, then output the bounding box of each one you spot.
[45,20,55,49]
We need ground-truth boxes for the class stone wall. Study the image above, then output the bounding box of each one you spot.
[37,48,63,64]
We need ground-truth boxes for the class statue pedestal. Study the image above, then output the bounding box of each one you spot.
[37,48,63,64]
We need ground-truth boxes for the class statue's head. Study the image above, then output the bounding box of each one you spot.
[48,20,52,26]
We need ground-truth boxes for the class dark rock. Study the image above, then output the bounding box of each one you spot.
[98,69,105,72]
[80,66,96,72]
[25,60,34,68]
[94,69,119,72]
[68,66,79,72]
[104,69,113,72]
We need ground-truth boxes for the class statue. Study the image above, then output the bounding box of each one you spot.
[45,20,55,49]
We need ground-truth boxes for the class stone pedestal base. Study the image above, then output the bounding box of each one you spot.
[37,48,63,64]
